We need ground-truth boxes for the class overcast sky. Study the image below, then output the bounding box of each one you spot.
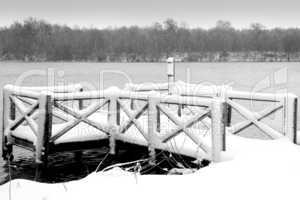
[0,0,299,29]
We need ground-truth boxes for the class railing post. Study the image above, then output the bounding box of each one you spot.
[2,86,15,159]
[218,85,231,127]
[177,104,182,117]
[36,91,53,165]
[226,103,232,127]
[211,98,226,162]
[156,106,161,133]
[130,99,138,111]
[78,87,84,110]
[75,86,84,160]
[284,93,298,144]
[108,96,119,155]
[148,95,158,165]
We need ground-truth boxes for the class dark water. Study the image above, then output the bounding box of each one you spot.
[0,146,114,184]
[0,144,200,185]
[0,62,299,185]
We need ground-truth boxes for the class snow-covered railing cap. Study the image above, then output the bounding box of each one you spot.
[3,84,41,99]
[3,83,84,99]
[123,80,298,103]
[170,81,230,98]
[124,82,169,91]
[10,83,83,93]
[52,87,212,106]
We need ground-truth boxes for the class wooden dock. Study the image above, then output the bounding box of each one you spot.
[1,84,227,166]
[127,81,298,142]
[1,81,298,167]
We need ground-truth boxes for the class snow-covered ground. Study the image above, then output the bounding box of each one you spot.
[1,135,300,200]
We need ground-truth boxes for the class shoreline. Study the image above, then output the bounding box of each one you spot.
[1,60,300,64]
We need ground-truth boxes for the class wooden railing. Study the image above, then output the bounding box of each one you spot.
[1,84,83,162]
[2,85,227,165]
[125,81,298,143]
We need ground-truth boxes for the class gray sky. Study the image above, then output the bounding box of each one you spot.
[0,0,299,29]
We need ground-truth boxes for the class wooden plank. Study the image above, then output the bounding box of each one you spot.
[10,135,35,151]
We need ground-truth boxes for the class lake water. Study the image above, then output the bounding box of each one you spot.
[0,62,299,184]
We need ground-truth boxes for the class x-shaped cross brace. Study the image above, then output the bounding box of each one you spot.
[51,100,109,142]
[158,104,211,154]
[185,105,212,129]
[9,96,39,136]
[17,96,70,122]
[118,100,148,140]
[227,99,283,139]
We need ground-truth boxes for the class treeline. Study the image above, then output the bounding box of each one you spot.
[1,18,300,62]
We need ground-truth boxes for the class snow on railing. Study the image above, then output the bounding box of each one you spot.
[10,84,83,93]
[2,84,227,165]
[1,84,83,162]
[125,81,298,144]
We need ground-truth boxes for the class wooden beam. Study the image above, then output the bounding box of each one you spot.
[147,96,158,165]
[108,97,119,155]
[10,96,38,136]
[118,100,148,140]
[161,110,209,143]
[284,93,298,143]
[9,101,39,132]
[211,99,226,162]
[230,103,283,135]
[51,100,109,142]
[2,87,15,157]
[17,97,70,122]
[158,104,210,154]
[78,87,84,110]
[119,101,148,133]
[35,92,53,165]
[227,99,282,139]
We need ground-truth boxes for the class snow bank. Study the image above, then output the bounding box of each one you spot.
[1,135,300,200]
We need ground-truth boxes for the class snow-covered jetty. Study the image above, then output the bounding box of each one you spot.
[1,81,298,167]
